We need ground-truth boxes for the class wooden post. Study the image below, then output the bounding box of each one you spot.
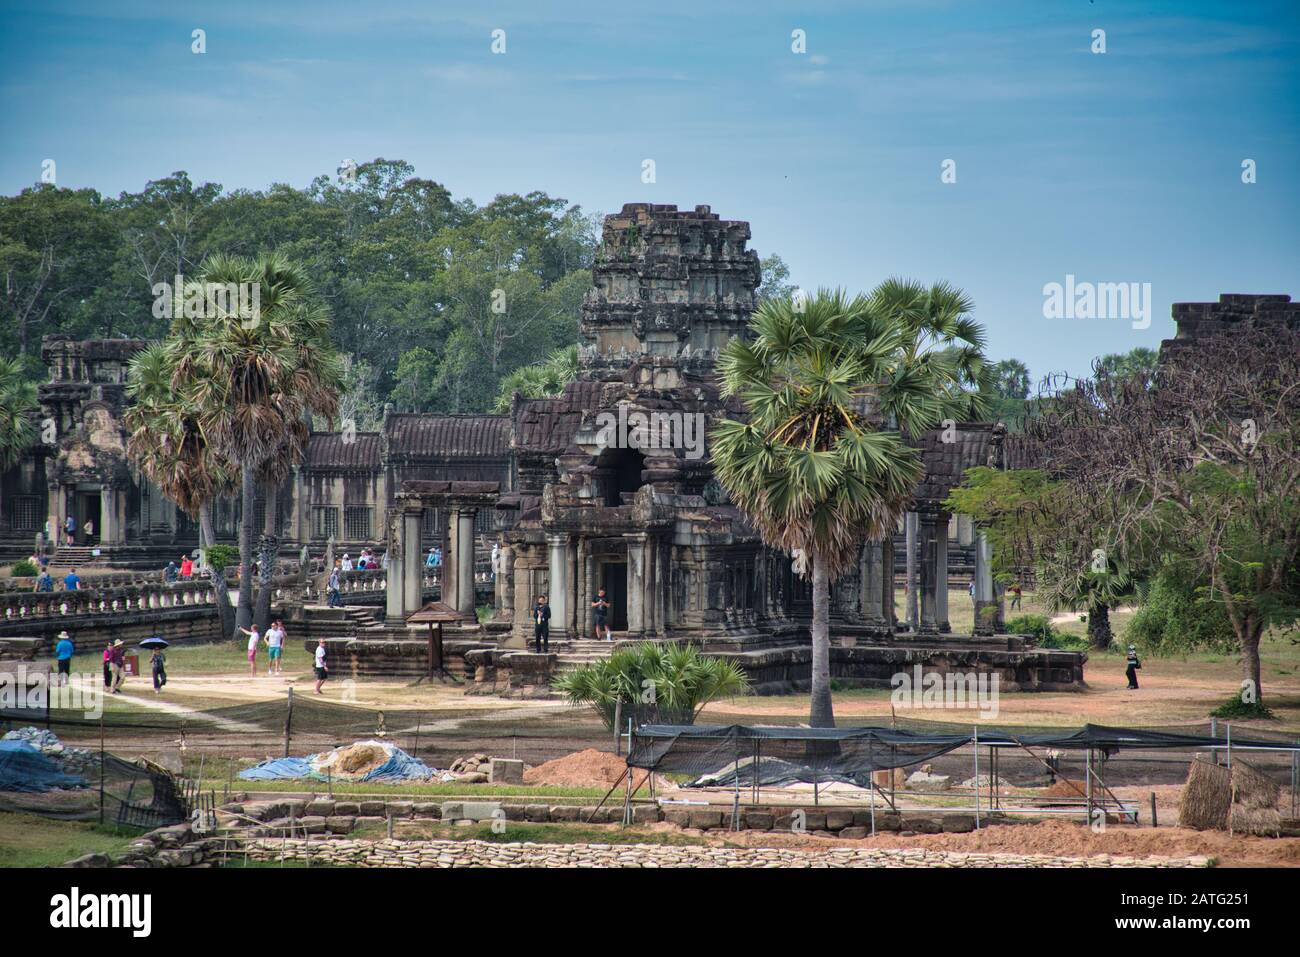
[1150,792,1158,828]
[283,687,294,758]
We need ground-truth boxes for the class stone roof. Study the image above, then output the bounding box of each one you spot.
[384,413,511,460]
[305,432,382,470]
[512,380,604,453]
[909,423,1004,506]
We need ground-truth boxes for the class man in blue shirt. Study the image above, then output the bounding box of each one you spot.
[63,568,81,590]
[54,630,75,686]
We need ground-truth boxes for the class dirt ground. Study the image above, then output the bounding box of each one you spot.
[678,818,1300,868]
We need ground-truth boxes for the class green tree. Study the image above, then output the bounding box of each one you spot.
[0,357,37,471]
[555,642,749,731]
[713,285,986,727]
[175,252,342,632]
[124,342,238,640]
[492,345,579,412]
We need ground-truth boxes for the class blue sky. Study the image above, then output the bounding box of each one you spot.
[2,0,1297,385]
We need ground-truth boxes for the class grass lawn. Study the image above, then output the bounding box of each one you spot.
[0,810,138,868]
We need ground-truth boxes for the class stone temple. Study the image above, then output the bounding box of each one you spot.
[10,203,1286,691]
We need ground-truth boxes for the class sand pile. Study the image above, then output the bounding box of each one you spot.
[313,742,393,780]
[523,748,630,788]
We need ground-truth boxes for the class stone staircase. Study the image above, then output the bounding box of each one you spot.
[552,637,621,671]
[48,546,108,571]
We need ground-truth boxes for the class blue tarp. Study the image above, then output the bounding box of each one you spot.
[0,740,87,792]
[238,757,315,781]
[238,744,433,783]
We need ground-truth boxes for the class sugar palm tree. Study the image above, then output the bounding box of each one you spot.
[183,252,341,631]
[712,286,988,728]
[125,342,238,640]
[0,357,37,472]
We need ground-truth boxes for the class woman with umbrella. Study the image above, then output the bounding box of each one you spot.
[140,636,168,694]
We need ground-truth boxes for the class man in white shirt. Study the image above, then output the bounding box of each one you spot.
[266,620,285,675]
[314,639,329,694]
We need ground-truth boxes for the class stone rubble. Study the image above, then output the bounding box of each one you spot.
[232,837,1211,869]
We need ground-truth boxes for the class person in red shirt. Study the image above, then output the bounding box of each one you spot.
[180,555,193,579]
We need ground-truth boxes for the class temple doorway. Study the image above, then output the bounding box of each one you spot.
[73,488,101,546]
[601,561,629,632]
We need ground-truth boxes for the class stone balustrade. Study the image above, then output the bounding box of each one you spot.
[1,579,215,623]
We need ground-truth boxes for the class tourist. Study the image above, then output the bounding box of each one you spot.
[180,554,193,579]
[327,560,342,608]
[108,639,125,694]
[54,630,74,687]
[150,647,167,694]
[425,546,437,569]
[591,588,612,641]
[64,514,76,547]
[341,553,353,572]
[490,541,499,582]
[63,567,81,591]
[239,624,263,676]
[432,546,442,568]
[1125,644,1141,690]
[84,518,94,545]
[968,579,976,603]
[1009,581,1022,610]
[533,595,551,653]
[313,639,329,694]
[33,569,54,592]
[266,619,285,675]
[164,560,178,583]
[101,644,114,689]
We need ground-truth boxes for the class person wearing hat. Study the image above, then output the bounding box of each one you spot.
[341,553,353,572]
[1125,644,1141,690]
[108,638,126,694]
[54,631,75,687]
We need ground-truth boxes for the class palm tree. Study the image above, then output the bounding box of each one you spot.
[712,286,988,728]
[492,345,578,412]
[185,252,342,631]
[124,342,238,640]
[554,642,750,731]
[0,357,37,472]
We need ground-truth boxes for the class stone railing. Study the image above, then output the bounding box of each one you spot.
[0,569,167,594]
[1,579,216,623]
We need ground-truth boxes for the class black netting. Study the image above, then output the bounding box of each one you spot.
[628,723,1300,789]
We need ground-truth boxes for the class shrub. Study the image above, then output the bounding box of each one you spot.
[1127,569,1236,656]
[554,641,750,731]
[1210,690,1275,721]
[1004,613,1088,652]
[9,559,39,577]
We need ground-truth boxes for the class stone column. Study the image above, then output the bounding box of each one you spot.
[100,486,124,546]
[457,508,476,616]
[385,536,405,621]
[881,535,896,628]
[935,512,950,633]
[443,507,458,608]
[860,541,883,626]
[904,512,919,631]
[624,533,646,635]
[918,511,940,633]
[973,527,995,635]
[547,533,570,640]
[402,505,423,616]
